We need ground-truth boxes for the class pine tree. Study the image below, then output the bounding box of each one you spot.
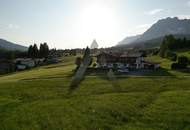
[159,39,168,58]
[28,45,33,58]
[33,44,39,58]
[159,35,174,58]
[39,43,44,58]
[39,43,49,58]
[43,42,49,57]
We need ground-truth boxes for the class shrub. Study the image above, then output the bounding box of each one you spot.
[170,55,177,61]
[178,56,188,67]
[152,49,160,55]
[171,56,189,70]
[171,63,179,70]
[166,51,177,61]
[93,63,97,68]
[171,63,187,70]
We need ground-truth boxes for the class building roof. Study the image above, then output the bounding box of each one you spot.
[96,52,115,57]
[97,52,143,58]
[143,60,160,65]
[120,53,143,58]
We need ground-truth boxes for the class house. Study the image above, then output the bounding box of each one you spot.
[119,53,144,69]
[14,58,35,70]
[34,58,45,65]
[96,52,144,69]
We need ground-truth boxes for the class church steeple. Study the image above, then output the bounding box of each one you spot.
[90,39,99,49]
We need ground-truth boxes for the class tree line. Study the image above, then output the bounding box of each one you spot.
[160,35,190,58]
[28,43,49,58]
[159,35,190,69]
[0,43,50,60]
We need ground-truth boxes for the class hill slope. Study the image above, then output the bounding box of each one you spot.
[0,39,27,51]
[118,35,141,45]
[0,56,190,129]
[118,17,190,48]
[120,34,190,49]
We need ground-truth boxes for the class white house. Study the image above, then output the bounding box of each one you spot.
[14,58,35,70]
[96,52,145,69]
[96,52,160,70]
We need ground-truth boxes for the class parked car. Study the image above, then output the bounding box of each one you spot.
[118,69,129,73]
[17,65,27,70]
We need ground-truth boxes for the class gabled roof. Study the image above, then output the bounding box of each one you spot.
[120,53,143,58]
[143,60,160,65]
[96,52,143,58]
[97,51,143,58]
[96,52,119,57]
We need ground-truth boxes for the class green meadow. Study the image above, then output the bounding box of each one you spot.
[0,56,190,130]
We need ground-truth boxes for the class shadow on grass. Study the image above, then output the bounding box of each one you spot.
[144,68,175,76]
[20,73,73,81]
[67,67,178,96]
[43,63,73,69]
[85,68,123,92]
[177,68,190,74]
[86,67,175,77]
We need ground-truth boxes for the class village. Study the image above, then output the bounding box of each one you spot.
[0,41,161,76]
[0,44,62,74]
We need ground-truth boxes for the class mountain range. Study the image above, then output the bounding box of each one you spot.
[118,17,190,48]
[0,39,27,51]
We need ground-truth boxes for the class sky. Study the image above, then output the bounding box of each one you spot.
[0,0,190,49]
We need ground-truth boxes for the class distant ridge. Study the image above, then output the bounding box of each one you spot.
[118,35,141,45]
[0,39,27,51]
[118,17,190,48]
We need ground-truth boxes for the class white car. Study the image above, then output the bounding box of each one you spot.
[118,69,129,73]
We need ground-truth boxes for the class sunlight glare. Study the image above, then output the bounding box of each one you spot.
[75,3,119,47]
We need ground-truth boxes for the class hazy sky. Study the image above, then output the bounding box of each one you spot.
[0,0,190,49]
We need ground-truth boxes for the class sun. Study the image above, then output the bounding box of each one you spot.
[74,3,119,47]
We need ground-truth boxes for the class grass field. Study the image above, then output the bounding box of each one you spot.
[0,55,190,130]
